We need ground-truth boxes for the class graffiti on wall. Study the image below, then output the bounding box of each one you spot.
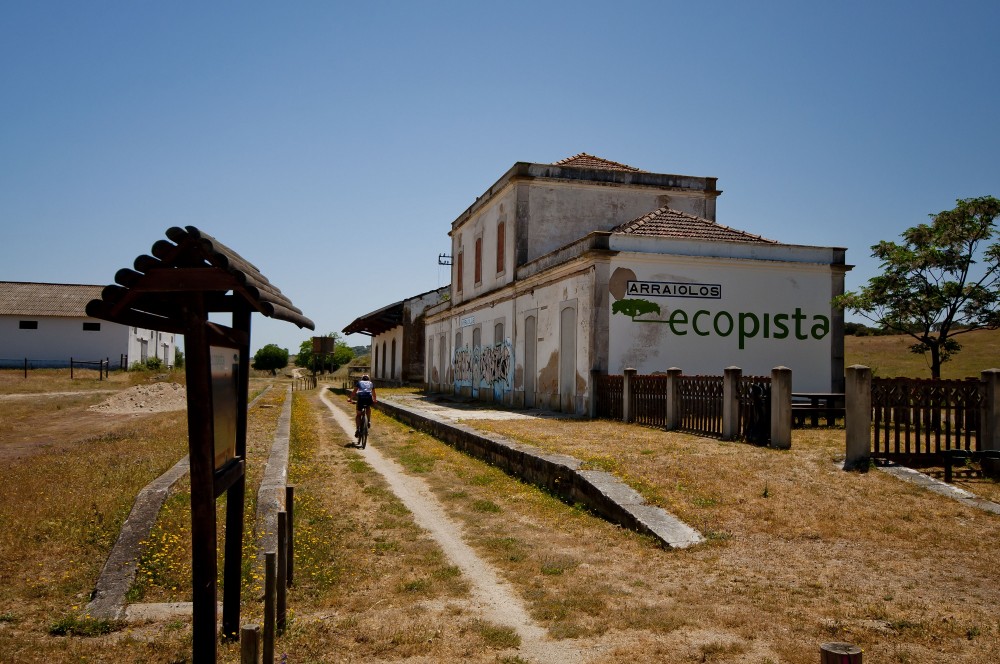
[453,345,474,384]
[453,340,513,390]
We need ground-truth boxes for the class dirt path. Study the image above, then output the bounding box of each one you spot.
[318,389,592,663]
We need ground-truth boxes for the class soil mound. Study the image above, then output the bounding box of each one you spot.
[90,382,187,414]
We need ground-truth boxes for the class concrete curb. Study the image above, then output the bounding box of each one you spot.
[378,397,703,549]
[256,386,292,562]
[86,383,275,620]
[874,461,1000,516]
[86,456,190,619]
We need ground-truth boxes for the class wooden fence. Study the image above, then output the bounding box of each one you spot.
[677,375,725,437]
[291,375,317,392]
[595,371,773,443]
[630,374,668,428]
[739,375,772,445]
[871,377,982,462]
[594,373,623,421]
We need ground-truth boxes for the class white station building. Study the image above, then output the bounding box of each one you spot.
[356,154,849,415]
[0,281,177,368]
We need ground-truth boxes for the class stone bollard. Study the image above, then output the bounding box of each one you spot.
[844,365,872,470]
[981,369,1000,478]
[722,367,741,440]
[623,368,637,423]
[770,366,792,449]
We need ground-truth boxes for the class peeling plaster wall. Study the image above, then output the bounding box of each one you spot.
[451,187,517,307]
[522,182,713,264]
[512,271,595,415]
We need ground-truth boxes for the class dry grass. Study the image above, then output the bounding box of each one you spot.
[845,327,1000,378]
[3,367,1000,662]
[217,390,520,662]
[448,417,1000,662]
[0,403,191,660]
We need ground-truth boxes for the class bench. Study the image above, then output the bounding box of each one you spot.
[791,392,845,427]
[943,449,1000,483]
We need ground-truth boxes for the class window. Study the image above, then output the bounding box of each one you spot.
[495,321,504,344]
[474,237,482,284]
[456,250,464,293]
[496,221,505,274]
[83,322,101,331]
[19,320,38,329]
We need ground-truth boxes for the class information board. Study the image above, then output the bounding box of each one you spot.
[211,346,239,469]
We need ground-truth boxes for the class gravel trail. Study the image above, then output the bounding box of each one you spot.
[318,389,590,663]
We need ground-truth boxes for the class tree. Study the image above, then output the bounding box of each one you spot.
[612,298,661,319]
[253,344,289,375]
[834,196,1000,378]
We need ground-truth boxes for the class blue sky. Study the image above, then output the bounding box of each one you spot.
[3,1,998,353]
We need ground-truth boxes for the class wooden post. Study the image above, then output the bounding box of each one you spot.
[285,485,295,587]
[223,305,252,640]
[820,642,862,663]
[277,511,287,634]
[183,303,219,663]
[722,367,742,440]
[263,551,275,664]
[70,357,74,379]
[240,624,260,664]
[665,368,682,430]
[24,358,27,379]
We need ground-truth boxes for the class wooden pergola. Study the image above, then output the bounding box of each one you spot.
[87,226,314,662]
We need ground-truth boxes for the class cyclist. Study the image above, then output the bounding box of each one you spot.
[352,374,376,440]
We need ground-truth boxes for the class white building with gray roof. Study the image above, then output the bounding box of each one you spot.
[0,281,176,368]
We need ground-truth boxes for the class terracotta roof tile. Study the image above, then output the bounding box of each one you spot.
[0,282,103,317]
[612,206,778,244]
[552,153,645,172]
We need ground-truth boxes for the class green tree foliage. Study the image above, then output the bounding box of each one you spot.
[296,333,354,373]
[252,344,289,375]
[295,339,314,369]
[835,196,1000,378]
[612,298,661,319]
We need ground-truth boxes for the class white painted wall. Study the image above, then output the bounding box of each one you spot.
[0,315,178,368]
[607,253,835,391]
[371,325,404,382]
[127,327,177,367]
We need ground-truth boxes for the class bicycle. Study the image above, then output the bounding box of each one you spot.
[357,409,369,449]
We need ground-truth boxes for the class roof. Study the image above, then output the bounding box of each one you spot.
[343,286,447,337]
[343,299,403,337]
[552,153,644,172]
[612,206,778,244]
[0,281,103,317]
[87,226,314,333]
